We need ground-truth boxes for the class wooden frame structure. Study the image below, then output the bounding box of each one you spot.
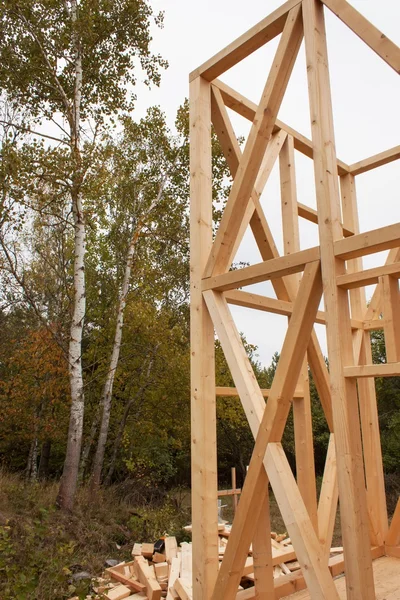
[189,1,400,599]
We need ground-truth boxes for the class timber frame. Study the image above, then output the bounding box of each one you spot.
[189,1,400,599]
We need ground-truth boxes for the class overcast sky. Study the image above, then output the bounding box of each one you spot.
[135,0,400,367]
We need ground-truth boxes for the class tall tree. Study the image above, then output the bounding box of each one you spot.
[0,0,167,510]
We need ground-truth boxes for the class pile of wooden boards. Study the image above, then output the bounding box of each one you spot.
[69,536,192,600]
[69,529,344,599]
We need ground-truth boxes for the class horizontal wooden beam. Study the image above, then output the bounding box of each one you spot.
[202,248,320,292]
[344,362,400,378]
[224,288,363,329]
[189,0,302,82]
[212,79,350,175]
[215,385,304,398]
[364,319,384,331]
[297,202,354,237]
[337,262,400,290]
[217,488,242,497]
[321,0,400,75]
[334,223,400,260]
[349,145,400,176]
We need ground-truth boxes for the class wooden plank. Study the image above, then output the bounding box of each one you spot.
[381,275,400,362]
[106,565,146,593]
[340,172,388,546]
[212,78,350,175]
[189,76,219,600]
[217,488,242,497]
[344,362,400,378]
[133,557,162,600]
[337,263,400,289]
[385,499,400,547]
[349,145,400,176]
[202,246,320,292]
[106,586,133,600]
[164,537,178,563]
[204,6,303,277]
[189,0,302,82]
[216,384,304,398]
[297,201,354,237]
[280,134,318,532]
[321,0,400,74]
[303,1,375,598]
[334,223,400,260]
[252,488,274,599]
[166,556,181,600]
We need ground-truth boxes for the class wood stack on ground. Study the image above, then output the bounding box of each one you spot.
[68,529,345,600]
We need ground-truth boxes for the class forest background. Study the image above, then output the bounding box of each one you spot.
[0,1,399,599]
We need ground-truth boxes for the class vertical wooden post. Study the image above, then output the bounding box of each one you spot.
[190,75,219,600]
[303,1,375,598]
[280,134,318,533]
[341,173,388,546]
[252,487,274,599]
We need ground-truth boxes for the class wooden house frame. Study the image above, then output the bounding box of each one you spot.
[189,0,400,599]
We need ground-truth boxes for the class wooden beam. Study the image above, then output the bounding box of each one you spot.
[215,385,304,398]
[202,246,320,292]
[337,262,400,289]
[303,1,375,597]
[280,133,318,532]
[344,362,400,378]
[334,222,400,261]
[252,488,275,599]
[204,6,303,277]
[297,201,354,237]
[189,0,302,82]
[212,78,350,175]
[321,0,400,74]
[340,172,388,546]
[189,76,219,600]
[349,145,400,176]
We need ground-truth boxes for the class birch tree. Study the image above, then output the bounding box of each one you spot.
[0,0,167,510]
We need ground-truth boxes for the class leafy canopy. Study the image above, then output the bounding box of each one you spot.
[0,0,168,122]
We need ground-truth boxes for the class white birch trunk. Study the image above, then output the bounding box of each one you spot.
[57,0,86,511]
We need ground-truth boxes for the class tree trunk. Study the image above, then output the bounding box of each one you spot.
[56,0,85,511]
[38,440,51,480]
[104,351,158,486]
[90,234,138,489]
[79,406,101,481]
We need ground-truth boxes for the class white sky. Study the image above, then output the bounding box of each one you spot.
[134,0,400,367]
